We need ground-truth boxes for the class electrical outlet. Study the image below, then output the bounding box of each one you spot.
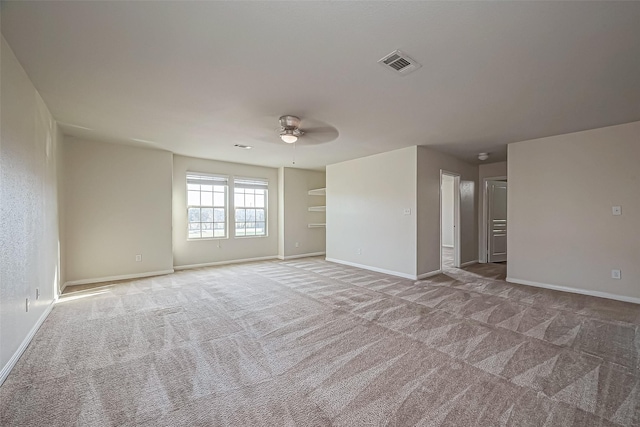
[295,242,299,248]
[612,206,622,216]
[611,269,621,279]
[217,241,221,248]
[403,208,411,215]
[36,288,40,300]
[26,298,30,312]
[356,248,362,255]
[135,254,142,262]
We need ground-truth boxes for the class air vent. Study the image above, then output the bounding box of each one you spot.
[378,50,421,75]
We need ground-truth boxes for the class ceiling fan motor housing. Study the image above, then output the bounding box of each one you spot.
[279,115,301,128]
[279,115,303,138]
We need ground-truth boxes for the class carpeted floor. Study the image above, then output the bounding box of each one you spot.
[1,257,639,426]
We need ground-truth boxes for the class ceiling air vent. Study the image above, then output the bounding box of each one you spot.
[378,50,421,75]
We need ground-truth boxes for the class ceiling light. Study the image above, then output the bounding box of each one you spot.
[280,130,298,144]
[234,144,252,149]
[478,152,489,161]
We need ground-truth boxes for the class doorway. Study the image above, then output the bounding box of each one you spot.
[440,171,460,269]
[484,178,508,263]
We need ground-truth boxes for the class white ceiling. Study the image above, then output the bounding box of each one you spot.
[2,1,639,170]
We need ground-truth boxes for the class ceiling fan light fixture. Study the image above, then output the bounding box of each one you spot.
[280,132,298,144]
[478,152,489,161]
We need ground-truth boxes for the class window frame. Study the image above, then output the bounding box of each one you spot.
[233,177,268,238]
[186,173,228,240]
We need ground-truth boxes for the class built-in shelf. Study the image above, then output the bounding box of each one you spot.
[308,223,326,228]
[308,206,326,212]
[308,188,326,196]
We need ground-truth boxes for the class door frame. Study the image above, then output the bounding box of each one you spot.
[440,170,461,269]
[481,175,507,263]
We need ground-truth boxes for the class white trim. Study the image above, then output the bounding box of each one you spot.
[326,258,418,280]
[174,256,277,270]
[506,277,640,305]
[442,244,454,248]
[277,252,326,260]
[63,269,174,287]
[58,282,68,297]
[0,302,54,386]
[416,270,442,280]
[460,260,479,267]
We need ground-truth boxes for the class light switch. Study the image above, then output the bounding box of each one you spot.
[612,206,621,216]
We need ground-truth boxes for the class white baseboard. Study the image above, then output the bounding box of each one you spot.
[278,252,326,261]
[417,270,442,280]
[506,277,640,305]
[460,260,479,267]
[63,269,175,288]
[174,256,278,271]
[325,258,418,280]
[0,301,54,386]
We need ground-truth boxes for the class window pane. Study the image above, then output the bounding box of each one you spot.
[213,192,224,206]
[245,209,254,221]
[189,230,201,239]
[256,209,265,221]
[214,185,225,192]
[201,191,213,206]
[201,184,213,192]
[201,229,214,238]
[214,229,225,237]
[235,209,246,222]
[246,194,255,207]
[187,183,199,191]
[255,195,265,208]
[214,222,225,230]
[214,208,225,222]
[256,222,265,235]
[188,208,200,222]
[234,192,244,207]
[201,208,213,222]
[188,223,200,230]
[202,222,213,230]
[235,224,245,236]
[188,191,200,206]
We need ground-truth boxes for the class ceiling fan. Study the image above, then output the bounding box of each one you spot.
[275,115,338,145]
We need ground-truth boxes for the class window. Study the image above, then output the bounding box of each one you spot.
[187,173,227,239]
[234,178,268,237]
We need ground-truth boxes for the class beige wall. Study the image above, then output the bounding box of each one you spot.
[478,161,507,262]
[173,155,278,267]
[64,137,174,283]
[1,37,61,380]
[507,121,640,302]
[279,168,326,259]
[327,147,417,278]
[417,146,478,276]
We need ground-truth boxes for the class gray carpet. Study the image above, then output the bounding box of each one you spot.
[1,258,639,426]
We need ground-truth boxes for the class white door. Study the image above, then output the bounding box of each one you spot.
[487,180,507,263]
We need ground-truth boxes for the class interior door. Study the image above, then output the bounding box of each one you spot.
[487,180,507,262]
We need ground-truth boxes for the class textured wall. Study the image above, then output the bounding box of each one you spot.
[63,137,174,284]
[1,37,61,377]
[508,121,640,301]
[327,147,418,278]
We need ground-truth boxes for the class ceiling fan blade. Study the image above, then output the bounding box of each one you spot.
[299,126,339,144]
